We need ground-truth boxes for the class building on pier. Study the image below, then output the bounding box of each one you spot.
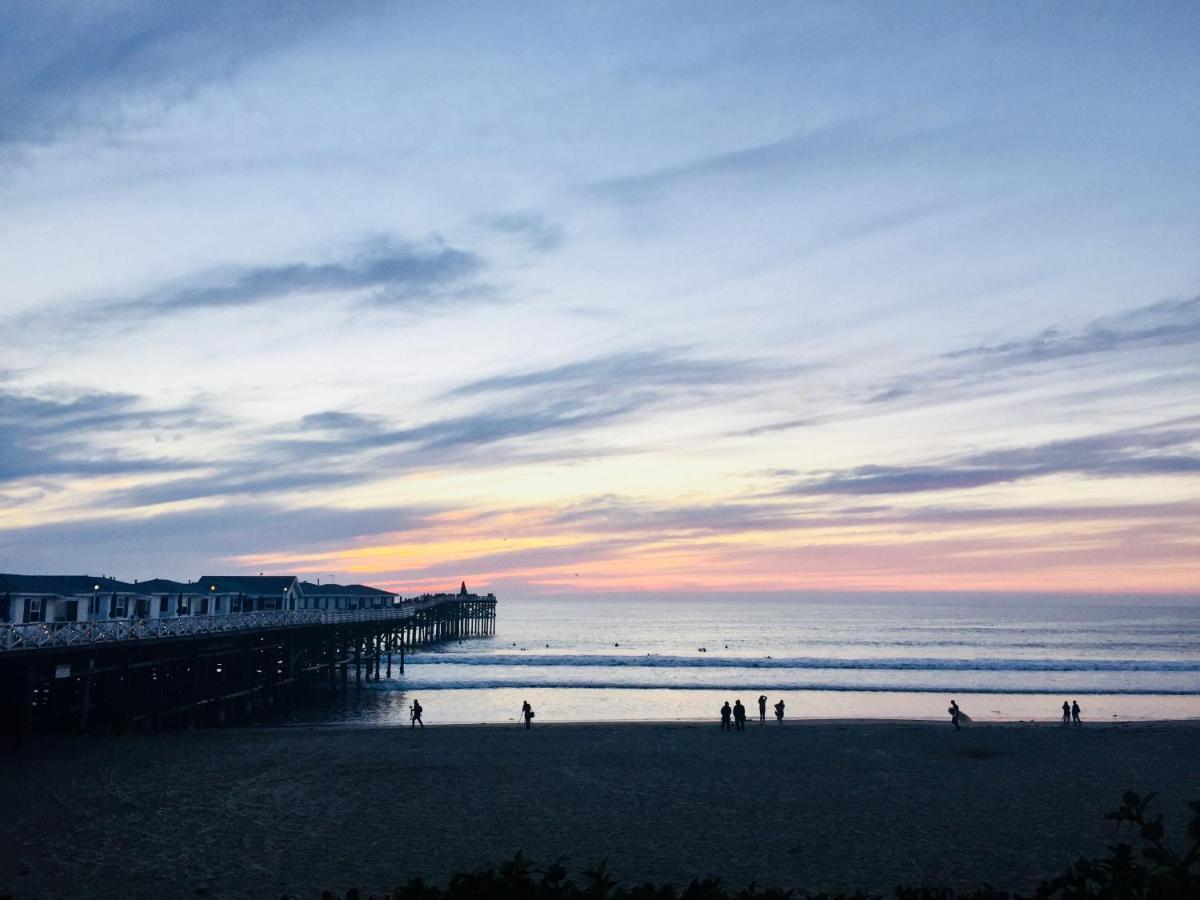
[298,581,395,611]
[0,573,399,625]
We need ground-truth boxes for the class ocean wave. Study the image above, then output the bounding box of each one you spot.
[371,679,1200,695]
[404,653,1200,673]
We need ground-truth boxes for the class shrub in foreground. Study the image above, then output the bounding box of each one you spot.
[297,791,1195,900]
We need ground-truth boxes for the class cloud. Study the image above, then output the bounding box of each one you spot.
[945,296,1200,365]
[850,295,1200,416]
[0,385,195,482]
[107,238,482,316]
[0,501,433,577]
[0,2,381,148]
[482,211,565,251]
[785,424,1200,496]
[448,349,775,398]
[730,417,818,438]
[590,117,979,202]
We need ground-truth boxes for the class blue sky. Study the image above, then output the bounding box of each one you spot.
[1,2,1197,592]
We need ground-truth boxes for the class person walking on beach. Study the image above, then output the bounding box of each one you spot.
[733,699,746,732]
[948,699,961,731]
[757,695,768,723]
[521,700,535,729]
[720,700,732,731]
[774,699,785,724]
[1071,700,1081,726]
[1061,700,1071,726]
[410,699,424,729]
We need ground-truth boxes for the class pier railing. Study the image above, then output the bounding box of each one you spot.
[0,601,449,653]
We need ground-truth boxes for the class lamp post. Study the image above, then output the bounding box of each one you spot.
[92,584,99,620]
[209,584,216,617]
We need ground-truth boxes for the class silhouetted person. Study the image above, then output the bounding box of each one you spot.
[733,699,746,732]
[1061,700,1071,726]
[1071,700,1081,725]
[949,700,961,731]
[774,699,785,723]
[757,695,767,723]
[410,699,423,729]
[521,700,535,729]
[720,701,732,731]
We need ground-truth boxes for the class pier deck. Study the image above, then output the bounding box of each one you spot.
[0,594,496,745]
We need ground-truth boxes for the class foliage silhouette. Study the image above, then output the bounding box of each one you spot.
[287,792,1197,900]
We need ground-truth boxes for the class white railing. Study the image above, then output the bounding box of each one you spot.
[0,600,459,653]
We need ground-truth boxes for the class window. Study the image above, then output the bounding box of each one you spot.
[115,596,128,618]
[215,597,222,613]
[159,596,168,614]
[25,598,43,623]
[177,595,190,615]
[0,593,9,623]
[199,596,209,615]
[61,600,79,622]
[134,597,149,618]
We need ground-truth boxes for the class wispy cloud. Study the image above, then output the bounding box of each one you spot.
[0,2,381,149]
[449,349,776,398]
[482,211,565,252]
[0,501,433,578]
[945,296,1200,366]
[785,423,1200,496]
[859,296,1200,412]
[591,117,983,202]
[108,238,482,316]
[0,385,195,482]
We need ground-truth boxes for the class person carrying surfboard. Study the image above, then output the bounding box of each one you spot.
[949,699,961,730]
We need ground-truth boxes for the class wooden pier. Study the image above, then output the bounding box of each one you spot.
[0,594,496,746]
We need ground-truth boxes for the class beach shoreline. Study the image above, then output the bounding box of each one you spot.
[4,720,1198,898]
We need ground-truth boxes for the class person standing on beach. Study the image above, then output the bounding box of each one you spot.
[521,700,535,729]
[1071,700,1081,725]
[948,700,961,731]
[410,699,424,729]
[757,695,768,723]
[733,699,746,732]
[720,701,732,731]
[774,699,785,724]
[1061,700,1071,726]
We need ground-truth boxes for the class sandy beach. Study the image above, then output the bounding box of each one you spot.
[3,720,1198,898]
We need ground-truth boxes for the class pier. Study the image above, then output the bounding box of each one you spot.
[0,586,496,746]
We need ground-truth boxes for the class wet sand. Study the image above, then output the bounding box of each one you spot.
[2,720,1198,898]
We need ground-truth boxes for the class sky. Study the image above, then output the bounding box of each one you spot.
[1,2,1198,595]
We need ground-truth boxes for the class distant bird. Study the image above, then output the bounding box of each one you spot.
[574,573,580,577]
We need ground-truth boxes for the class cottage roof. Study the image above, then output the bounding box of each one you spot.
[0,574,136,595]
[194,575,298,596]
[133,578,193,593]
[298,581,396,597]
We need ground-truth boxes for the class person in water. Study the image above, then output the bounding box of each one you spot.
[720,700,732,731]
[1071,700,1081,725]
[948,699,961,731]
[733,699,747,732]
[410,699,424,729]
[757,695,768,723]
[521,700,535,729]
[1061,700,1071,726]
[774,698,785,724]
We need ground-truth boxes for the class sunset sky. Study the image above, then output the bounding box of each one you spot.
[1,3,1197,595]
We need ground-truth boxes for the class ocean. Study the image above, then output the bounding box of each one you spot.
[290,592,1200,726]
